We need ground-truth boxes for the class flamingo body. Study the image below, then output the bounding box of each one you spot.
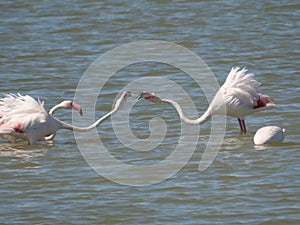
[0,94,67,144]
[213,67,276,132]
[254,126,285,145]
[0,112,62,144]
[0,94,83,143]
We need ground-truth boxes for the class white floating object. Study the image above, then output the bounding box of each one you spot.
[254,126,286,145]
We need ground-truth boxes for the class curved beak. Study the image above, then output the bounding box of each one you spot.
[123,91,132,101]
[119,91,132,106]
[137,91,152,100]
[137,91,161,102]
[72,102,83,116]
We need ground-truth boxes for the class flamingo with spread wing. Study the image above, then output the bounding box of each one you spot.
[0,92,131,144]
[138,67,277,134]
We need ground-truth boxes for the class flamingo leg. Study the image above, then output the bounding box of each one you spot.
[242,119,247,134]
[238,118,243,132]
[238,118,247,134]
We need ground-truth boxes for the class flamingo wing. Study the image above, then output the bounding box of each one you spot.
[0,93,46,117]
[220,67,276,112]
[221,67,261,107]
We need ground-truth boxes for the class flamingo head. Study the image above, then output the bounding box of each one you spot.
[113,91,132,109]
[59,101,83,116]
[137,91,162,103]
[253,94,278,109]
[122,91,132,102]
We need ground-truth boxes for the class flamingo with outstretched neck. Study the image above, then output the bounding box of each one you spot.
[138,67,277,133]
[0,92,131,144]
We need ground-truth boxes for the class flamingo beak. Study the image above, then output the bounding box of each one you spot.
[119,91,132,106]
[123,91,132,100]
[137,93,143,100]
[137,91,161,102]
[72,102,83,116]
[137,91,150,100]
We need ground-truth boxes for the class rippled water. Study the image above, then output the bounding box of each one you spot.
[0,0,299,224]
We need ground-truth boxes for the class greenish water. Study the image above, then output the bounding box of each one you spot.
[0,0,299,224]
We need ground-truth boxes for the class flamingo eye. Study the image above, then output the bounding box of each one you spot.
[67,101,74,108]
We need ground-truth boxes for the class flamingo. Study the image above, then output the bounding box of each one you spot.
[0,91,131,144]
[0,94,83,142]
[254,126,286,145]
[138,67,277,134]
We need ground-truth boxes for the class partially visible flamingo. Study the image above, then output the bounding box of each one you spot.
[138,67,277,134]
[0,91,131,144]
[0,94,82,118]
[0,94,83,142]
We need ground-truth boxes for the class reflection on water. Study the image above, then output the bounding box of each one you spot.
[0,0,299,224]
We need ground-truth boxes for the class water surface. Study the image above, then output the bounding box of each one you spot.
[0,0,299,224]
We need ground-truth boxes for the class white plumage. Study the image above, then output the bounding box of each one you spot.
[0,93,45,117]
[254,126,286,145]
[220,67,276,119]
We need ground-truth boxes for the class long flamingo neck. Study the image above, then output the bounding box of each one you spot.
[58,92,127,131]
[59,108,116,131]
[161,98,211,125]
[49,104,63,115]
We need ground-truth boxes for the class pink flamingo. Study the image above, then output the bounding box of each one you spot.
[138,67,277,134]
[0,94,83,142]
[0,92,131,144]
